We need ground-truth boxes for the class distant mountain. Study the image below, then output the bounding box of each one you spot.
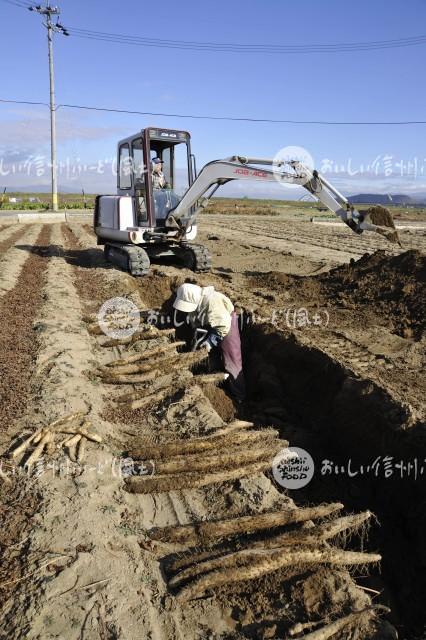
[349,193,417,205]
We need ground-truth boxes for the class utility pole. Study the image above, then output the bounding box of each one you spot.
[29,4,69,212]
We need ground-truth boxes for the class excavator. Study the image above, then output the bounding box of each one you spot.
[94,127,400,275]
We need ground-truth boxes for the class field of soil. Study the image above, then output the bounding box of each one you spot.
[0,214,424,640]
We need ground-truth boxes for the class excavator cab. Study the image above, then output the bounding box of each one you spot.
[117,127,196,229]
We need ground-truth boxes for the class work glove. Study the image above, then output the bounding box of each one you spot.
[195,329,222,352]
[200,340,212,353]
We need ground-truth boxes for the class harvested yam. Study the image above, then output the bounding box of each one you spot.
[99,362,153,376]
[289,605,390,640]
[167,350,208,369]
[168,512,374,584]
[149,503,344,545]
[167,511,373,572]
[117,371,226,405]
[77,437,86,463]
[77,427,101,443]
[11,431,40,459]
[100,327,175,347]
[102,370,161,385]
[247,510,373,551]
[106,349,207,376]
[115,371,194,404]
[11,412,85,461]
[32,431,46,445]
[125,459,272,494]
[212,420,254,435]
[175,548,381,601]
[64,433,82,448]
[24,431,53,467]
[58,422,102,443]
[65,434,81,462]
[128,386,184,410]
[49,412,85,430]
[114,377,179,403]
[9,413,95,467]
[83,310,157,324]
[154,442,282,475]
[107,341,186,367]
[192,373,227,386]
[130,428,280,460]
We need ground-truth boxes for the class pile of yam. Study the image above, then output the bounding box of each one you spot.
[125,420,287,494]
[148,503,381,602]
[97,337,225,410]
[8,412,102,468]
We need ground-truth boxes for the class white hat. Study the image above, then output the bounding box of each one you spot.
[173,283,202,313]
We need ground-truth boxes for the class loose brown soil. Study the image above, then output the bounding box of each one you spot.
[0,479,42,615]
[0,225,51,434]
[254,249,425,340]
[0,225,29,255]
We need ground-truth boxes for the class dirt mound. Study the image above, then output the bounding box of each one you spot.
[251,250,425,340]
[320,250,426,339]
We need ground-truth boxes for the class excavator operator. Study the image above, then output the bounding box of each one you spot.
[173,283,246,402]
[151,157,166,189]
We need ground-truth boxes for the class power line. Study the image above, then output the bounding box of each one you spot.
[66,27,426,55]
[1,0,33,8]
[2,0,426,55]
[0,98,49,107]
[1,97,426,125]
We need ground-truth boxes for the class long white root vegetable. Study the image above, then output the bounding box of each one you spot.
[130,428,279,460]
[149,503,344,545]
[125,460,272,495]
[289,605,390,640]
[107,341,186,367]
[24,431,53,467]
[176,548,381,601]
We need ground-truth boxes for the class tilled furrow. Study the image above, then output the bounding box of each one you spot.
[0,225,51,437]
[0,224,42,297]
[0,225,28,254]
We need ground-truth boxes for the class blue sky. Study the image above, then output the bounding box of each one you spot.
[1,0,426,198]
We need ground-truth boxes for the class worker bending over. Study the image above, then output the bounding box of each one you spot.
[173,283,245,401]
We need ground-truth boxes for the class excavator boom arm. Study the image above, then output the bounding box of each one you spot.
[166,156,397,242]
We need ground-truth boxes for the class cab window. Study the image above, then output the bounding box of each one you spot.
[119,144,132,190]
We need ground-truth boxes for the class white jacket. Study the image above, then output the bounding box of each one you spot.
[189,286,234,338]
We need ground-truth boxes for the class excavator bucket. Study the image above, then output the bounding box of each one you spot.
[361,205,402,246]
